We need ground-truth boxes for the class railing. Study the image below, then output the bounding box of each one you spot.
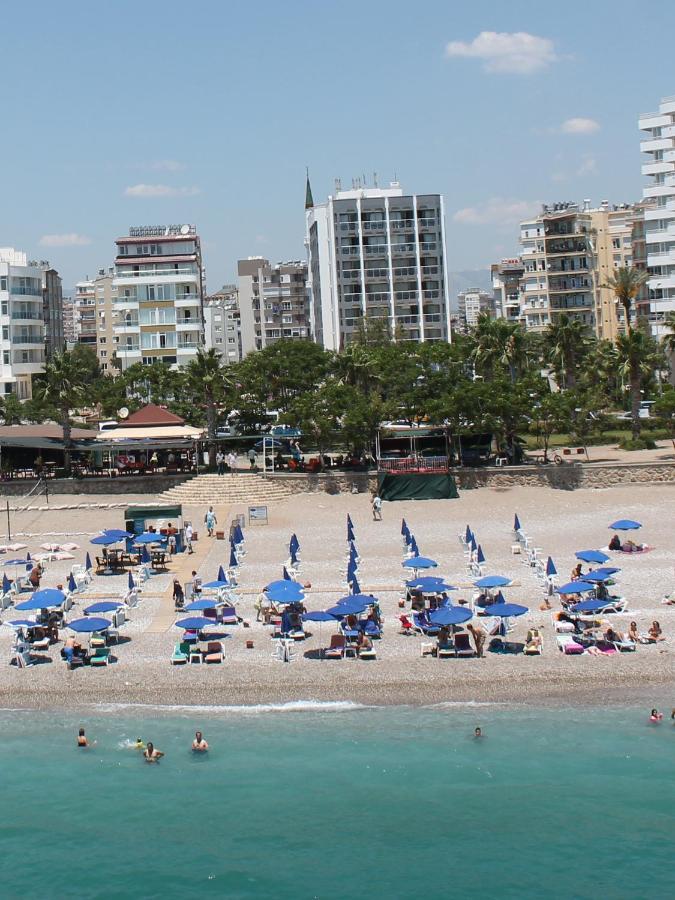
[419,243,437,252]
[396,290,418,300]
[341,247,360,256]
[11,311,42,320]
[421,266,438,276]
[391,221,414,230]
[362,221,385,230]
[378,455,448,474]
[366,292,390,303]
[392,243,415,253]
[117,344,140,352]
[12,335,44,344]
[418,217,437,227]
[423,290,440,299]
[365,268,388,279]
[10,287,41,297]
[114,267,197,278]
[339,222,358,231]
[396,315,419,325]
[342,270,360,279]
[365,245,387,255]
[394,267,417,277]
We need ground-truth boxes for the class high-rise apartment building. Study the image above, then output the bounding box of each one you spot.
[639,95,675,338]
[491,258,525,324]
[457,288,495,331]
[204,284,242,364]
[238,258,309,355]
[63,295,77,346]
[113,224,204,370]
[40,264,64,359]
[75,278,97,349]
[0,248,46,399]
[305,180,451,349]
[93,268,117,373]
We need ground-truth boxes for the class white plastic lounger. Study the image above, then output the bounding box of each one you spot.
[557,634,584,655]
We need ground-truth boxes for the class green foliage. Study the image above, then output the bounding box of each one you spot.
[0,392,24,425]
[618,437,657,451]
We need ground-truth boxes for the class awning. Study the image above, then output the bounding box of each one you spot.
[95,425,203,441]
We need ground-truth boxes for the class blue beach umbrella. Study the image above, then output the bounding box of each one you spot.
[347,523,355,543]
[90,534,121,547]
[140,545,151,564]
[557,581,596,595]
[202,579,230,590]
[184,599,219,612]
[470,536,477,553]
[350,575,361,595]
[584,571,616,584]
[406,576,456,592]
[347,514,353,528]
[134,532,165,545]
[338,593,378,606]
[85,552,92,571]
[289,533,300,553]
[327,599,366,617]
[26,552,31,562]
[68,616,111,633]
[590,566,620,577]
[84,601,122,614]
[575,550,610,565]
[7,619,38,628]
[233,524,244,545]
[303,610,336,622]
[68,573,77,593]
[4,558,30,566]
[429,606,473,627]
[514,513,522,532]
[476,545,486,565]
[484,602,528,618]
[546,557,557,577]
[410,537,420,556]
[217,565,227,583]
[2,572,11,593]
[474,575,511,589]
[404,530,413,546]
[266,579,301,594]
[229,546,238,568]
[283,566,291,581]
[465,525,472,544]
[403,556,438,570]
[289,546,298,566]
[175,616,215,631]
[609,519,641,531]
[16,589,66,611]
[267,588,305,605]
[570,597,615,613]
[401,518,408,536]
[127,571,135,591]
[105,529,133,541]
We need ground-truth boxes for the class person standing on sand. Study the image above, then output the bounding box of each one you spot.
[371,494,382,521]
[227,451,237,475]
[185,522,193,554]
[205,506,217,537]
[216,450,225,476]
[467,623,487,658]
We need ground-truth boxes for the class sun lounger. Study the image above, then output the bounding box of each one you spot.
[204,641,224,663]
[557,634,584,654]
[362,620,382,639]
[90,647,111,667]
[323,634,345,659]
[413,613,440,636]
[170,641,189,664]
[220,607,238,624]
[89,632,107,650]
[453,632,475,657]
[437,642,454,659]
[358,644,377,660]
[31,637,50,652]
[11,648,33,668]
[610,638,636,652]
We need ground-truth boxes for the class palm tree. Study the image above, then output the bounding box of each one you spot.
[615,328,661,440]
[602,267,648,335]
[471,316,528,382]
[40,350,89,474]
[185,349,231,467]
[544,314,588,389]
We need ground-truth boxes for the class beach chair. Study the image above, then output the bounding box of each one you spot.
[90,632,107,650]
[31,636,50,652]
[11,648,33,668]
[358,643,377,660]
[189,644,203,664]
[362,619,382,639]
[437,639,454,659]
[1,590,14,610]
[170,642,189,665]
[453,632,475,658]
[90,647,111,667]
[413,613,440,637]
[220,606,238,625]
[556,634,584,654]
[204,641,224,663]
[600,597,627,614]
[323,634,345,659]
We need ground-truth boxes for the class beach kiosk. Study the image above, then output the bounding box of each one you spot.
[123,504,186,553]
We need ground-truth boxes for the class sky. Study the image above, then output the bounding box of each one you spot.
[1,0,674,292]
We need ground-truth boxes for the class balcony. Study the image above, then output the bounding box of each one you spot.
[396,315,419,325]
[421,266,438,276]
[391,220,414,230]
[395,290,418,301]
[175,295,201,306]
[341,270,360,280]
[117,343,140,352]
[423,290,440,300]
[12,334,44,345]
[365,268,388,280]
[366,292,390,303]
[418,217,437,228]
[364,245,387,255]
[394,266,417,277]
[10,287,42,297]
[362,220,385,230]
[339,222,358,232]
[113,266,198,279]
[419,243,437,252]
[177,342,201,351]
[11,310,43,321]
[341,246,360,256]
[392,243,415,254]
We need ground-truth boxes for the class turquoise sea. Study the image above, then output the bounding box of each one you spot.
[2,702,674,899]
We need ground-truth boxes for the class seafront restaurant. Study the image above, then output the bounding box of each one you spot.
[376,424,460,501]
[0,405,204,480]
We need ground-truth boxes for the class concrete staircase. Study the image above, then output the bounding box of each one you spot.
[159,472,295,506]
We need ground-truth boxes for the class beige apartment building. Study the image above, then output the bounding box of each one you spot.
[238,257,309,355]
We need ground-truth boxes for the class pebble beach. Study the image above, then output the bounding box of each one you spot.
[1,482,673,712]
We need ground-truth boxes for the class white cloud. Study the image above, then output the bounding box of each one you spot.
[453,198,541,226]
[561,117,600,135]
[39,233,92,247]
[577,155,597,176]
[445,31,557,74]
[149,159,184,172]
[124,183,200,198]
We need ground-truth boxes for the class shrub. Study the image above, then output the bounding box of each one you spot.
[618,438,656,451]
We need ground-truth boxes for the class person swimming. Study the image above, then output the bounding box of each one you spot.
[134,737,146,751]
[192,731,209,752]
[143,741,164,763]
[649,709,663,723]
[474,727,483,739]
[77,727,89,748]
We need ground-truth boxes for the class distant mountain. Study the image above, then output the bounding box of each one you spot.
[448,270,492,310]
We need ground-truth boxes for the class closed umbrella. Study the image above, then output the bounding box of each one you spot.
[2,572,11,594]
[140,545,151,564]
[289,546,298,567]
[217,565,227,583]
[127,571,135,591]
[404,530,413,547]
[401,518,408,536]
[575,550,610,564]
[233,524,244,545]
[476,545,486,564]
[283,566,291,581]
[470,536,477,554]
[514,514,522,532]
[229,546,238,569]
[402,556,438,570]
[68,573,77,593]
[465,525,472,544]
[609,519,641,531]
[474,575,511,589]
[84,601,122,615]
[68,616,112,633]
[85,552,92,571]
[289,533,300,554]
[350,575,361,595]
[429,606,472,627]
[347,514,353,528]
[546,557,557,577]
[410,537,420,556]
[347,522,355,543]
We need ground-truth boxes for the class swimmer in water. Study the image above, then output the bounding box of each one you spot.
[474,727,483,739]
[143,741,164,763]
[649,708,663,722]
[77,727,90,748]
[192,731,209,752]
[134,737,146,751]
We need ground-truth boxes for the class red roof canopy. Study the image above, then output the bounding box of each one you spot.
[123,404,185,427]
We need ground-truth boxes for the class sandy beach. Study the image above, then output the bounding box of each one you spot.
[1,481,674,710]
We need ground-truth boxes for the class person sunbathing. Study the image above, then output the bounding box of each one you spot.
[571,563,584,581]
[604,626,624,644]
[648,621,665,642]
[608,534,622,551]
[627,622,640,643]
[356,633,373,655]
[437,626,451,651]
[192,731,208,752]
[524,628,542,654]
[143,742,164,763]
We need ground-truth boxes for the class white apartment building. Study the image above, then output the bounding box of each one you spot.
[238,258,310,355]
[204,285,242,364]
[457,288,495,331]
[305,181,451,349]
[113,225,204,370]
[639,94,675,337]
[0,248,46,399]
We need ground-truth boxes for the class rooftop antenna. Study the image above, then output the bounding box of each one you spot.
[373,171,378,187]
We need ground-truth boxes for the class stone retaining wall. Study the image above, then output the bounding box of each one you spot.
[0,473,193,497]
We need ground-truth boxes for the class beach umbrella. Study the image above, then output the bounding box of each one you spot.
[2,572,10,594]
[283,566,291,581]
[546,557,557,577]
[406,577,457,593]
[401,518,408,536]
[590,566,621,577]
[104,529,133,541]
[84,601,123,615]
[409,537,420,556]
[201,579,230,590]
[140,545,151,564]
[175,616,215,631]
[266,579,300,594]
[68,573,77,593]
[90,534,121,547]
[404,529,413,546]
[338,593,378,606]
[229,546,238,569]
[470,536,477,553]
[134,532,165,545]
[429,606,473,627]
[233,524,244,545]
[16,589,66,611]
[402,556,438,570]
[85,552,92,571]
[327,599,367,617]
[465,525,472,544]
[184,598,219,612]
[484,602,528,618]
[349,576,361,595]
[289,546,298,567]
[347,522,355,543]
[609,519,641,531]
[514,514,521,532]
[474,575,511,589]
[584,571,616,584]
[347,514,353,528]
[476,545,486,565]
[217,565,227,583]
[68,616,112,633]
[575,550,610,564]
[303,609,335,622]
[570,597,615,613]
[6,619,38,628]
[289,533,300,553]
[4,558,30,566]
[267,587,305,605]
[556,581,596,595]
[26,551,31,562]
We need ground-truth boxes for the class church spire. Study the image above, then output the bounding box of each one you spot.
[305,167,314,210]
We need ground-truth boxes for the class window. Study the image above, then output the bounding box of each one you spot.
[99,337,106,344]
[0,277,7,291]
[2,351,9,364]
[2,326,8,340]
[100,350,107,358]
[1,302,7,315]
